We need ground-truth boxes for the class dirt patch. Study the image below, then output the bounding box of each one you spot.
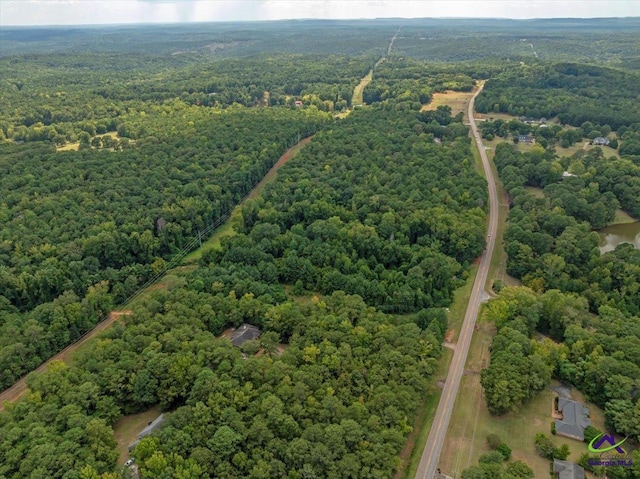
[246,136,313,201]
[445,329,455,343]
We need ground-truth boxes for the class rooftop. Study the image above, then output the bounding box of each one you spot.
[553,459,585,479]
[230,323,262,347]
[555,398,590,441]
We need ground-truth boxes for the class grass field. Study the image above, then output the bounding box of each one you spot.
[611,209,638,225]
[526,186,545,198]
[421,90,476,122]
[56,141,80,151]
[351,69,373,106]
[113,406,162,464]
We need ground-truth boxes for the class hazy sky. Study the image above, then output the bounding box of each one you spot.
[1,0,638,26]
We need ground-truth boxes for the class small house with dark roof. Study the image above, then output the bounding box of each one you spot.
[128,414,165,451]
[555,398,590,441]
[230,323,262,347]
[553,459,585,479]
[593,137,610,146]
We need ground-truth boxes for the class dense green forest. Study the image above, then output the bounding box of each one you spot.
[475,63,640,129]
[362,57,478,109]
[0,106,328,390]
[0,54,369,143]
[210,107,486,313]
[1,288,444,479]
[2,17,640,479]
[0,99,485,478]
[394,18,640,66]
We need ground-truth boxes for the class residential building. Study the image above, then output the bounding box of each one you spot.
[555,397,591,441]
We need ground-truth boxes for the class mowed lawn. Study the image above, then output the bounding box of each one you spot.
[441,320,605,478]
[113,406,162,464]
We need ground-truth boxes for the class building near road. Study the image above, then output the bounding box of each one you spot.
[554,397,590,441]
[128,414,165,451]
[553,459,585,479]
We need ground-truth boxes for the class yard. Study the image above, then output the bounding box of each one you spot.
[113,406,162,465]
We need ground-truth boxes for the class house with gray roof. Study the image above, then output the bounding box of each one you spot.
[593,137,610,146]
[230,323,262,347]
[555,397,590,440]
[553,459,585,479]
[128,414,165,451]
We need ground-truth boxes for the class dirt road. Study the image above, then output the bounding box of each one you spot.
[0,136,314,412]
[414,82,499,479]
[0,311,131,411]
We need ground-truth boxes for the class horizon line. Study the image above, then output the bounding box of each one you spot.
[2,15,639,28]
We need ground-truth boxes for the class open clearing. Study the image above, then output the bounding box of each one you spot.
[421,89,475,122]
[56,131,121,152]
[351,69,373,106]
[113,406,162,464]
[526,186,545,198]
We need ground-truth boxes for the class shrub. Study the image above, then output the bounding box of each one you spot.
[497,443,512,460]
[478,451,505,464]
[486,433,503,450]
[583,425,602,444]
[551,421,556,435]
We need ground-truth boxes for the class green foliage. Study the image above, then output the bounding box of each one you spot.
[534,433,556,459]
[0,289,441,478]
[462,456,533,479]
[582,425,602,443]
[0,107,327,391]
[476,63,640,130]
[363,58,474,109]
[497,443,512,460]
[225,108,486,314]
[481,287,556,415]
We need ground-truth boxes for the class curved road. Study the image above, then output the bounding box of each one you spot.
[415,82,499,479]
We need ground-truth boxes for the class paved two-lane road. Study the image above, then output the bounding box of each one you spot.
[415,82,499,479]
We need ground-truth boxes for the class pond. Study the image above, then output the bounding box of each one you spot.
[599,221,640,254]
